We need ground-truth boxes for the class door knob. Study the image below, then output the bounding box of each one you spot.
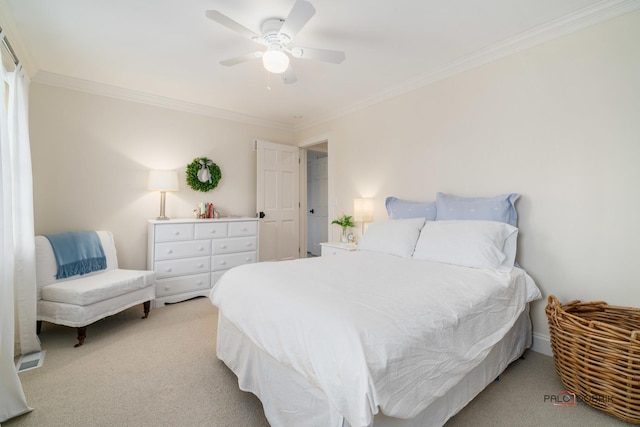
[259,211,266,219]
[309,209,315,214]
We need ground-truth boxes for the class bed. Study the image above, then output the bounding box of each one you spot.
[210,194,541,427]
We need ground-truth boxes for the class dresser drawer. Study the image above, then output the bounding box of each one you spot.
[211,270,226,288]
[212,237,257,254]
[155,273,210,297]
[154,224,194,242]
[229,221,257,237]
[212,251,257,271]
[155,256,210,278]
[155,240,210,260]
[194,222,228,240]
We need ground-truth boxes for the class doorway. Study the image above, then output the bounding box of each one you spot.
[305,143,328,257]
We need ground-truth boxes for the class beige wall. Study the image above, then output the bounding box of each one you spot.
[296,10,640,351]
[29,84,294,270]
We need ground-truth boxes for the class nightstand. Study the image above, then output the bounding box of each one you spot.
[320,242,358,256]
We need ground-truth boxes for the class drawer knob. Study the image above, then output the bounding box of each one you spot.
[164,286,170,291]
[221,261,227,265]
[198,247,204,251]
[166,268,172,272]
[245,258,251,262]
[221,245,227,249]
[210,230,216,234]
[198,264,204,268]
[167,249,173,254]
[246,242,252,247]
[174,231,180,235]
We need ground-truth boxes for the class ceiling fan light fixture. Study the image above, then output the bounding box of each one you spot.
[207,1,344,82]
[262,48,289,74]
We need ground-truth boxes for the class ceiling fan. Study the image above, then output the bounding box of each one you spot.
[205,0,346,84]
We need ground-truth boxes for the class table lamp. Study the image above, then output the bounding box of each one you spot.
[148,170,179,220]
[353,198,374,239]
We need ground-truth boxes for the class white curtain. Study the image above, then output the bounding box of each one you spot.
[0,35,38,422]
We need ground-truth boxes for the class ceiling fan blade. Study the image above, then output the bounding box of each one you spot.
[278,0,316,42]
[205,10,260,41]
[290,47,345,64]
[282,66,298,84]
[220,51,262,66]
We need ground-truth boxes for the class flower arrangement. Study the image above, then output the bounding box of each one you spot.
[331,214,355,242]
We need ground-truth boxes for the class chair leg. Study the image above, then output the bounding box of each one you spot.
[36,320,42,335]
[142,301,150,319]
[75,326,87,348]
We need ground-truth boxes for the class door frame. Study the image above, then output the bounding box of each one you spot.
[298,134,332,258]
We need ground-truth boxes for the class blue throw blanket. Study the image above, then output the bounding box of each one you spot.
[44,231,107,279]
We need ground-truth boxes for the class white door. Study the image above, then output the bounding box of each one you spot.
[256,139,300,262]
[307,154,328,256]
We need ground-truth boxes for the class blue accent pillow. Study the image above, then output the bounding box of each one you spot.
[435,192,520,226]
[385,197,437,221]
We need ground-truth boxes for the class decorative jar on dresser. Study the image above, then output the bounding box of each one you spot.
[147,218,258,307]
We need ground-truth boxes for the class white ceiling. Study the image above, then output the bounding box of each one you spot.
[3,0,638,130]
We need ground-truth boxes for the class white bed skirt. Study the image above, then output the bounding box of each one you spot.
[216,305,532,427]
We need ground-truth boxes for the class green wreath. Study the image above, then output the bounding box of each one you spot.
[186,157,222,192]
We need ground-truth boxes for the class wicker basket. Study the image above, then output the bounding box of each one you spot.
[546,295,640,423]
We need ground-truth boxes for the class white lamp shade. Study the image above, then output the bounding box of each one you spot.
[262,49,290,74]
[148,170,179,191]
[353,198,374,222]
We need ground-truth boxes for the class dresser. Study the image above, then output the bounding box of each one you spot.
[147,218,258,307]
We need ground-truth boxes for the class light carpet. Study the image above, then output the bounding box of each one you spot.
[5,297,630,427]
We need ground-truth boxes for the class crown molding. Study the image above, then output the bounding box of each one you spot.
[31,71,295,132]
[296,0,640,131]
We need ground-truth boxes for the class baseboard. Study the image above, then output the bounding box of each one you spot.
[530,332,552,357]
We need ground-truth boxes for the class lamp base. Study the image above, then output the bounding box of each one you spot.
[157,191,170,220]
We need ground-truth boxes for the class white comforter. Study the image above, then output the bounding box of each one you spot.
[210,251,541,427]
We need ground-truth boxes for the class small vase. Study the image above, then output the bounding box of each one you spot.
[340,228,348,243]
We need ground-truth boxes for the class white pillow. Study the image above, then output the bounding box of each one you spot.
[358,218,426,258]
[412,220,518,271]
